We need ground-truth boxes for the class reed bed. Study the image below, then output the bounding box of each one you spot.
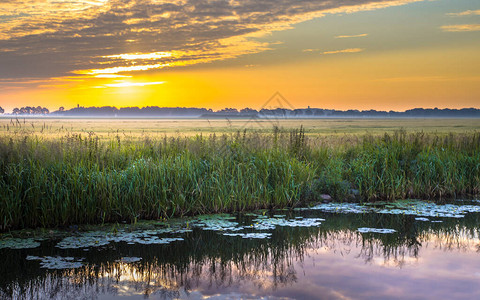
[1,128,479,230]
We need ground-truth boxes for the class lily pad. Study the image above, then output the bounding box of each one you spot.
[56,230,184,249]
[0,238,41,250]
[304,201,480,219]
[222,233,272,239]
[191,214,241,231]
[357,228,396,234]
[251,217,324,230]
[116,257,142,263]
[26,255,84,269]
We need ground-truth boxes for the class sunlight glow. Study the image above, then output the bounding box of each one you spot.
[94,74,132,78]
[1,0,479,111]
[103,81,166,88]
[76,64,171,75]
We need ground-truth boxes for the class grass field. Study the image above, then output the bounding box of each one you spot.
[1,117,480,139]
[1,117,479,230]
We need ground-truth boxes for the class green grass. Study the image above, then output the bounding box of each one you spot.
[1,126,479,230]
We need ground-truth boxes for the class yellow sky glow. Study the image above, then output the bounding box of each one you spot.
[0,0,479,111]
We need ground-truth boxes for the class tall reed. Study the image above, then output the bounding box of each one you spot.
[0,129,479,230]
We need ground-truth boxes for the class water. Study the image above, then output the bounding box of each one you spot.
[1,201,480,299]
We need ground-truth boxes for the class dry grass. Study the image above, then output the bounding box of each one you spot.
[1,117,479,140]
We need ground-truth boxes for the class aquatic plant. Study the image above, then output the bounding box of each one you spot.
[357,228,397,234]
[304,200,480,220]
[0,238,42,250]
[26,255,84,269]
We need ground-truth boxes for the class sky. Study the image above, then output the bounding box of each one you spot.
[0,0,479,112]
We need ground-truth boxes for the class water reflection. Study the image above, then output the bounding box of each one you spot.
[1,211,480,299]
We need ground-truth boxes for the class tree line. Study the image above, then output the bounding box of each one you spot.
[1,105,480,118]
[2,106,50,115]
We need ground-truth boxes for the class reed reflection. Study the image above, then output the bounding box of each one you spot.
[1,212,480,299]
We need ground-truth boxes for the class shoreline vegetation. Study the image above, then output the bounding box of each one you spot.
[1,125,479,231]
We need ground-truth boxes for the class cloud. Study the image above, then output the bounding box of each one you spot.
[447,10,480,17]
[103,52,173,60]
[441,24,480,32]
[93,74,132,79]
[0,0,426,82]
[335,33,368,38]
[76,63,171,75]
[103,81,165,88]
[323,48,364,54]
[303,48,364,54]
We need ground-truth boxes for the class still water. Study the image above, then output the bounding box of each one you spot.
[1,201,480,299]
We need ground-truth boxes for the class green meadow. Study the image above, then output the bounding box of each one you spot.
[0,118,479,230]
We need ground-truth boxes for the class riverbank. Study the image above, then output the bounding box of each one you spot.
[1,128,479,230]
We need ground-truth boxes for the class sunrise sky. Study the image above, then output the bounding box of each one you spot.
[0,0,479,112]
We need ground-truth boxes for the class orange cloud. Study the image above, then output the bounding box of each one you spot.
[335,33,368,38]
[0,0,426,81]
[304,48,365,54]
[441,24,480,32]
[447,10,480,17]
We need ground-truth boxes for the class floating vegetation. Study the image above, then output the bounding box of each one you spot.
[56,233,110,249]
[357,228,397,234]
[56,230,184,249]
[306,201,480,219]
[244,213,261,217]
[191,214,241,231]
[116,257,142,263]
[298,203,366,214]
[191,214,323,233]
[251,217,324,230]
[375,203,479,218]
[26,255,84,269]
[0,238,41,250]
[222,233,272,239]
[1,213,325,253]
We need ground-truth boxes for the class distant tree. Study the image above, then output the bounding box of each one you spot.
[240,107,258,114]
[59,106,64,112]
[12,106,49,115]
[0,106,4,114]
[219,108,239,114]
